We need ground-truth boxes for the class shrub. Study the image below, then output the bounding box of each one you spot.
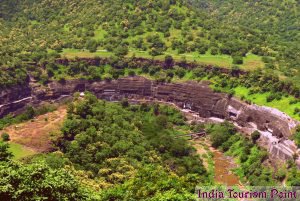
[266,94,276,102]
[251,131,260,143]
[262,56,273,63]
[1,133,10,141]
[128,70,136,76]
[293,129,300,148]
[274,93,282,100]
[289,99,298,105]
[102,73,112,81]
[164,55,174,68]
[275,169,286,181]
[232,56,243,64]
[121,99,129,108]
[294,108,300,115]
[228,89,235,98]
[174,66,186,78]
[58,76,66,84]
[211,47,218,55]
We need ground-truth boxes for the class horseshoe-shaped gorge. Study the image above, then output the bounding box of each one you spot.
[1,76,299,166]
[2,0,300,199]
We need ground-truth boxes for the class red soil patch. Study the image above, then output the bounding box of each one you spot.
[1,106,67,152]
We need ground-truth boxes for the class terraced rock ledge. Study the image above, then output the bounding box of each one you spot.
[0,76,299,166]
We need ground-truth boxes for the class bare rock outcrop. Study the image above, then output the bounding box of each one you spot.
[0,84,32,117]
[1,76,298,138]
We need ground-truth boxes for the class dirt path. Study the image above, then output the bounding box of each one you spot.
[1,106,67,152]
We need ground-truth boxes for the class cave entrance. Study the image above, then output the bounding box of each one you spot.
[247,116,253,122]
[75,84,86,92]
[183,102,192,110]
[229,112,237,117]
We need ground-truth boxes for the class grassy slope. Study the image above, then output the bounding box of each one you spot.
[62,48,264,71]
[0,106,67,160]
[234,86,300,121]
[1,139,35,160]
[63,24,265,70]
[8,142,36,160]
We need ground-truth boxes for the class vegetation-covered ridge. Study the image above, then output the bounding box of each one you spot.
[56,93,210,199]
[0,94,211,200]
[0,0,299,88]
[30,56,300,120]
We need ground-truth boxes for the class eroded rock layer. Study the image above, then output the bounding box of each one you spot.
[0,76,299,162]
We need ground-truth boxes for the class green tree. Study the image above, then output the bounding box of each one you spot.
[251,131,261,143]
[208,122,236,148]
[86,39,98,53]
[0,161,94,200]
[164,55,174,68]
[128,70,136,76]
[232,56,243,64]
[211,47,219,55]
[121,99,129,108]
[0,142,12,161]
[1,133,10,142]
[114,45,128,57]
[174,66,186,78]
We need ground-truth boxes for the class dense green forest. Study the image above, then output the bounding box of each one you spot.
[58,93,209,200]
[0,0,299,88]
[0,94,211,200]
[194,0,300,71]
[1,95,300,200]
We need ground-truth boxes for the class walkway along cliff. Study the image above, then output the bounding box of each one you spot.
[0,76,299,166]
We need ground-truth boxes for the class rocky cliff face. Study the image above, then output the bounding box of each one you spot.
[0,84,31,103]
[0,76,298,138]
[0,76,299,161]
[0,84,32,117]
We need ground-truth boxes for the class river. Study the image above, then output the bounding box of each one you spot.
[193,139,241,186]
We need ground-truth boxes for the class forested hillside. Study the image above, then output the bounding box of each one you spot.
[0,1,300,199]
[193,0,300,78]
[58,93,209,199]
[0,0,299,88]
[0,94,210,200]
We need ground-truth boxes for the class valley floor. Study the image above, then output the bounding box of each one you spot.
[1,102,243,187]
[1,106,67,157]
